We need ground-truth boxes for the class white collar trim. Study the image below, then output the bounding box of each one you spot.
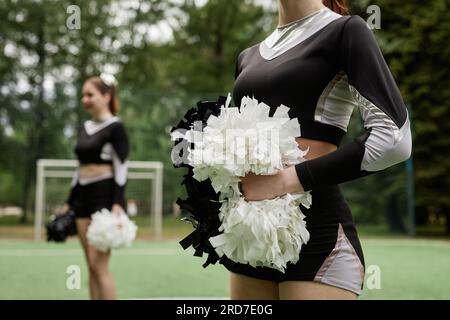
[259,8,341,60]
[84,116,119,135]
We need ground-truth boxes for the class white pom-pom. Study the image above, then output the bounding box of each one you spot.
[185,94,307,187]
[181,95,313,272]
[87,208,138,252]
[210,193,311,273]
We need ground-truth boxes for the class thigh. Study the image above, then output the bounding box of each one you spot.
[75,218,91,259]
[279,281,357,300]
[88,246,111,271]
[76,218,111,268]
[230,272,279,300]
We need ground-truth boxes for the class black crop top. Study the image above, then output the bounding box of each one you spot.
[66,116,129,207]
[233,11,412,191]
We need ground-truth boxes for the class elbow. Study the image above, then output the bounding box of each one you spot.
[392,119,412,164]
[388,137,412,168]
[397,132,412,163]
[362,123,412,172]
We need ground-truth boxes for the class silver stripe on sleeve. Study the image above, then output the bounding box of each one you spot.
[112,147,128,186]
[349,85,412,171]
[314,72,359,131]
[100,142,113,161]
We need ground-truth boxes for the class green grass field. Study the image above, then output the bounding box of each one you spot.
[0,236,449,300]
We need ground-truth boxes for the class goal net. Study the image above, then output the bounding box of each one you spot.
[34,159,163,241]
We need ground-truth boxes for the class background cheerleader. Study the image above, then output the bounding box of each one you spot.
[61,73,129,300]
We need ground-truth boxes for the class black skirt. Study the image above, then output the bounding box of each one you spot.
[221,184,366,295]
[72,178,127,218]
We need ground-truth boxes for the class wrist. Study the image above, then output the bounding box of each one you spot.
[112,204,124,214]
[279,166,304,194]
[275,170,287,197]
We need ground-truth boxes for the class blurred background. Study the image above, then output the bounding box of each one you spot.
[0,0,449,299]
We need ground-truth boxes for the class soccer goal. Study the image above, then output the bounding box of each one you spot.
[34,159,163,241]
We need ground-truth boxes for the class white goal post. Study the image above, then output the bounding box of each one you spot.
[34,159,163,241]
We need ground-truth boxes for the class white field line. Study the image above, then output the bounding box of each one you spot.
[0,239,449,257]
[0,248,181,256]
[121,297,230,300]
[361,240,450,247]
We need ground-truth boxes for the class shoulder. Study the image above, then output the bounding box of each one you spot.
[111,117,125,127]
[236,43,260,63]
[106,118,128,142]
[340,15,373,36]
[111,118,127,132]
[336,14,381,54]
[240,43,259,56]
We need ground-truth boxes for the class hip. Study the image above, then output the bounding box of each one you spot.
[72,177,126,217]
[301,184,355,226]
[73,177,117,208]
[221,183,366,293]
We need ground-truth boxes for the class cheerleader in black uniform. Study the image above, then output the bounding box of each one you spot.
[61,73,129,300]
[228,0,412,299]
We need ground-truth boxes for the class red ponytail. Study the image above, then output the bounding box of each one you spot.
[323,0,350,15]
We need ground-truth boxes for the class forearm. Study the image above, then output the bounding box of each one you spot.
[66,185,79,207]
[66,166,80,207]
[110,121,129,208]
[293,137,370,191]
[277,138,370,195]
[113,183,126,207]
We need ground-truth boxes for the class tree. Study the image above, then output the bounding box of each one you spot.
[355,0,450,233]
[0,0,169,222]
[167,0,275,93]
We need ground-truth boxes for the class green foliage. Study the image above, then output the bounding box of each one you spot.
[361,1,450,224]
[0,0,447,233]
[0,0,170,218]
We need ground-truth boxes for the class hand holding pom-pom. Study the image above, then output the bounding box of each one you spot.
[240,171,284,201]
[240,166,304,201]
[87,208,138,252]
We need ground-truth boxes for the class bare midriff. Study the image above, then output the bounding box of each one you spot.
[296,137,337,160]
[79,163,113,179]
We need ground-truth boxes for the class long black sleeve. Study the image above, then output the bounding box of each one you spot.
[110,122,130,206]
[294,15,412,191]
[66,166,80,207]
